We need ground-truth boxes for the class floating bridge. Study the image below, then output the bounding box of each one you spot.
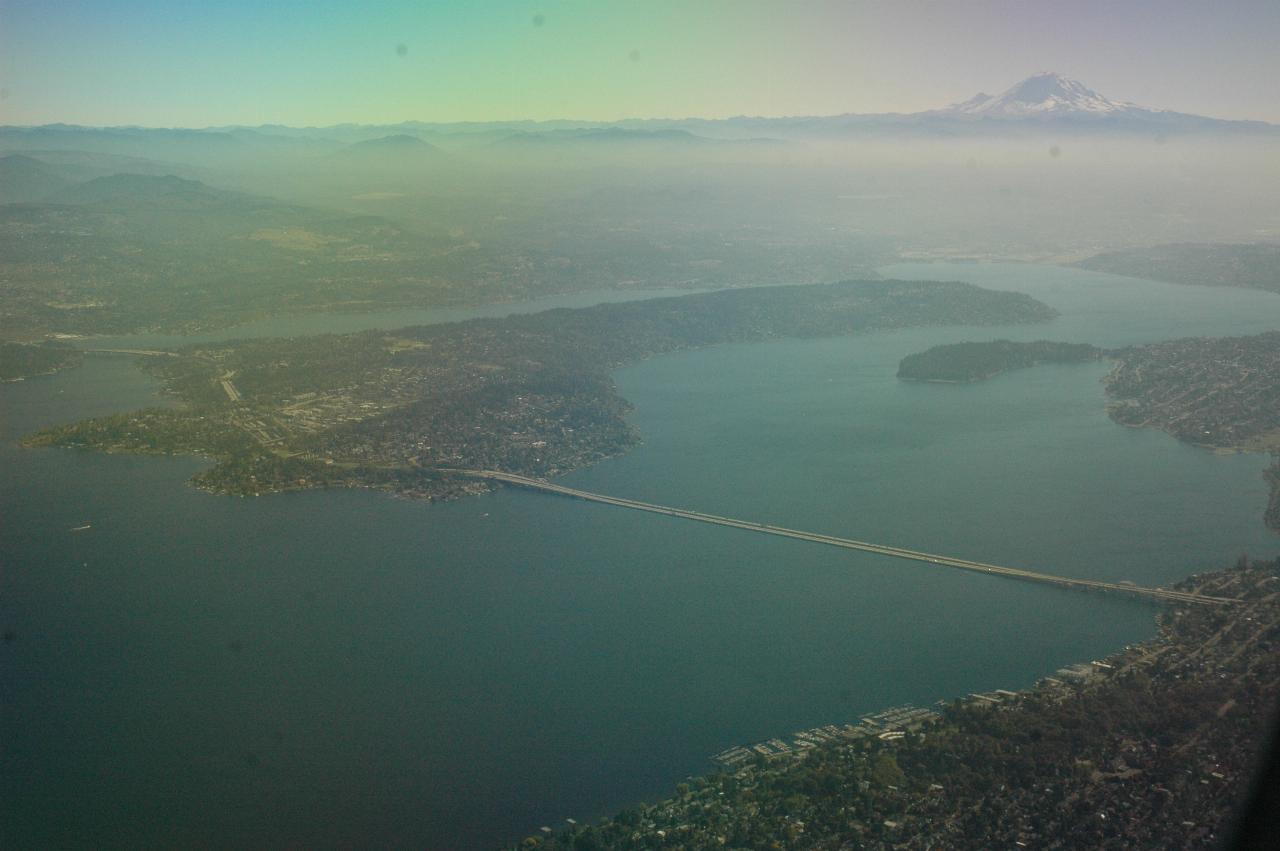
[441,469,1237,607]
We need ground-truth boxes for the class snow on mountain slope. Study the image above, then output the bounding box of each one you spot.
[935,72,1158,119]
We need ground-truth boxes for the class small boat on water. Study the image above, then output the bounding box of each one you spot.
[69,523,91,532]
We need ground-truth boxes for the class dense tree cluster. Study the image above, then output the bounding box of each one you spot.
[897,339,1101,382]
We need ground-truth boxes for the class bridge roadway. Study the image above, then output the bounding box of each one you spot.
[83,348,181,358]
[442,469,1237,607]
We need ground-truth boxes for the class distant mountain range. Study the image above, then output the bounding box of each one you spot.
[673,73,1276,138]
[0,74,1274,165]
[0,154,73,202]
[493,127,708,146]
[333,134,442,157]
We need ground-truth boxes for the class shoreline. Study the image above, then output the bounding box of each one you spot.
[708,601,1160,774]
[515,560,1278,849]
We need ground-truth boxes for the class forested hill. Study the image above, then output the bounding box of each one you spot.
[897,340,1102,382]
[0,340,83,382]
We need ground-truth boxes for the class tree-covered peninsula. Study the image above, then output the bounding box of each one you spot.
[24,279,1056,500]
[0,340,83,381]
[897,340,1102,383]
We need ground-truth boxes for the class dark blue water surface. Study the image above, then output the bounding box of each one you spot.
[3,265,1279,849]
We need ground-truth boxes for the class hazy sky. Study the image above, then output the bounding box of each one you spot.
[3,0,1278,126]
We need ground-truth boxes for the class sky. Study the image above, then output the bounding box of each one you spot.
[2,0,1279,127]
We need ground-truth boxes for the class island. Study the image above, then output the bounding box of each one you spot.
[0,340,84,381]
[509,558,1279,850]
[897,340,1102,383]
[23,279,1056,500]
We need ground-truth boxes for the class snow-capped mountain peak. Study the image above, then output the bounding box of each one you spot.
[939,72,1153,119]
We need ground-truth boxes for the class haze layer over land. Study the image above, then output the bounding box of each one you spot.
[5,4,1280,845]
[2,71,1278,345]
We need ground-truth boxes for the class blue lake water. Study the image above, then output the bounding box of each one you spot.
[3,264,1278,849]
